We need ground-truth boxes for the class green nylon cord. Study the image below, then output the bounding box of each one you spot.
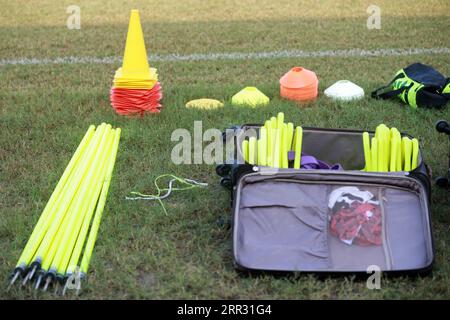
[126,174,208,215]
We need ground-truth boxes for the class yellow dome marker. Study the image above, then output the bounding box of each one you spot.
[185,99,224,110]
[231,87,270,107]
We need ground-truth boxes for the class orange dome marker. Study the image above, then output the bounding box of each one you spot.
[279,67,319,102]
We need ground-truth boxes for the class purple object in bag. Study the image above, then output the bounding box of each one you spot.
[287,151,343,170]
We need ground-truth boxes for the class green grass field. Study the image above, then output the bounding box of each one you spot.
[1,0,449,299]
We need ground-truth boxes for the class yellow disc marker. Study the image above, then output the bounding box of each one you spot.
[293,126,303,169]
[362,132,372,171]
[185,99,224,110]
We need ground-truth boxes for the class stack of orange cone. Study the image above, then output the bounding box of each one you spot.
[110,10,163,116]
[279,67,318,102]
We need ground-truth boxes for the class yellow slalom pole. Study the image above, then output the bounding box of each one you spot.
[411,138,419,170]
[390,135,398,172]
[286,122,294,151]
[403,137,412,171]
[270,116,277,130]
[21,124,106,286]
[33,195,74,289]
[267,127,276,167]
[241,140,249,163]
[371,138,378,171]
[248,137,257,165]
[13,126,95,279]
[384,128,391,171]
[273,128,282,168]
[258,127,267,166]
[57,130,115,287]
[27,124,107,277]
[79,128,121,279]
[362,132,372,171]
[281,123,288,168]
[265,121,272,165]
[48,125,112,280]
[277,112,284,130]
[395,130,402,171]
[293,126,303,169]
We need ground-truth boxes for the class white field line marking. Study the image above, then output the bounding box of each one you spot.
[0,47,449,66]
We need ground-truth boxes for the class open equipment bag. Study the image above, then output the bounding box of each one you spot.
[217,125,434,274]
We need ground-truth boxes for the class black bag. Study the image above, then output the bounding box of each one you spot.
[217,125,434,274]
[371,63,450,108]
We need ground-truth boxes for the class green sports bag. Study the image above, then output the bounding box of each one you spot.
[371,63,450,108]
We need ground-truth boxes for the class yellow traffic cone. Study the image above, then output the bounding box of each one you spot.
[113,9,158,88]
[122,9,149,78]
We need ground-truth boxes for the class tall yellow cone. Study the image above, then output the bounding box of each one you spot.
[121,9,150,78]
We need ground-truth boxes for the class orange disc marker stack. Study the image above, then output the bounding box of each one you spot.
[110,10,163,116]
[279,67,319,102]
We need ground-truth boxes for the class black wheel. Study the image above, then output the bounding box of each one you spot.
[220,177,232,189]
[216,164,230,177]
[436,176,449,188]
[436,120,449,133]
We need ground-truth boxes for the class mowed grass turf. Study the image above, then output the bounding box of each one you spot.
[1,0,450,299]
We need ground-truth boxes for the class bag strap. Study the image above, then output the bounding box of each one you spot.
[371,73,406,100]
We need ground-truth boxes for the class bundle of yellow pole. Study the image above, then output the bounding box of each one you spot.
[362,124,419,172]
[8,124,121,295]
[241,112,303,169]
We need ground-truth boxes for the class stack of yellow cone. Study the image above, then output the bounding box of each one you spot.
[362,124,420,172]
[110,10,163,116]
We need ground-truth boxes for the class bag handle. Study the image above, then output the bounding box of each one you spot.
[371,73,406,100]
